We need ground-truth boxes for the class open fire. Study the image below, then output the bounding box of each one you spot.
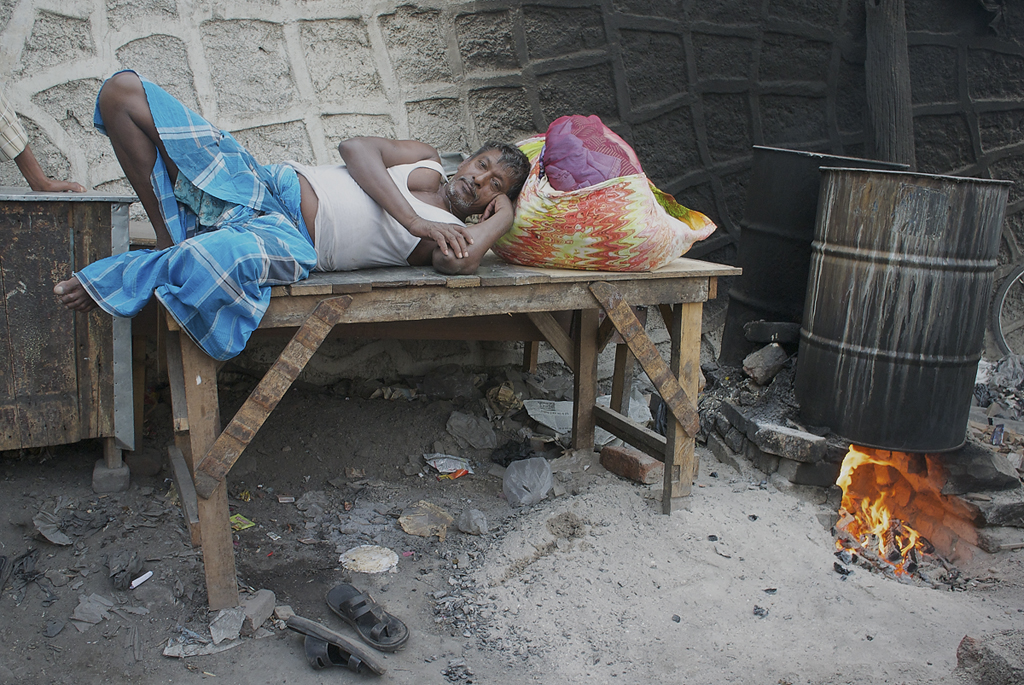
[834,446,979,584]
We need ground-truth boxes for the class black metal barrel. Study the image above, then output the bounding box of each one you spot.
[720,147,907,365]
[795,168,1010,452]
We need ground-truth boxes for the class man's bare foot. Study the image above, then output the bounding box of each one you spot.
[53,277,98,312]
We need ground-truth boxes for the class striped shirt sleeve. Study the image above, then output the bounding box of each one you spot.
[0,89,29,163]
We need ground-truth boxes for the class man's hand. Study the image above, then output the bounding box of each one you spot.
[481,194,513,222]
[34,177,86,193]
[408,215,474,259]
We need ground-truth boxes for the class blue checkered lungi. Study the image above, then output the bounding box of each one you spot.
[75,72,317,361]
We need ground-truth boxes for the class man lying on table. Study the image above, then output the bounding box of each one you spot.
[53,71,530,360]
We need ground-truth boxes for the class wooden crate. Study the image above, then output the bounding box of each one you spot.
[0,188,136,452]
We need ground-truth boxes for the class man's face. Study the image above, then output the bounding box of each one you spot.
[446,149,515,216]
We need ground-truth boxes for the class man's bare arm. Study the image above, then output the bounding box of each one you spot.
[15,144,86,192]
[432,195,515,275]
[339,137,473,258]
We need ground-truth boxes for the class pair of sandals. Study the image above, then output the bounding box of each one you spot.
[287,583,409,676]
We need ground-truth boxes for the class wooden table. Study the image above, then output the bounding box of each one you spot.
[0,188,137,484]
[163,254,739,609]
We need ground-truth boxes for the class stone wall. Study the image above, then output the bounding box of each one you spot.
[2,0,1023,376]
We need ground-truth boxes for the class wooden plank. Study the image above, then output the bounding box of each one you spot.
[261,278,710,329]
[522,340,539,373]
[571,309,599,450]
[526,312,575,367]
[663,301,703,509]
[176,330,238,609]
[516,257,740,283]
[590,282,700,440]
[445,275,481,288]
[610,344,636,414]
[132,334,146,451]
[593,404,666,457]
[164,330,201,547]
[193,296,353,499]
[287,282,333,296]
[103,436,122,470]
[168,444,201,544]
[0,200,81,449]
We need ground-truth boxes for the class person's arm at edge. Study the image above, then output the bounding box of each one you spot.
[432,194,514,275]
[339,136,471,258]
[15,143,86,192]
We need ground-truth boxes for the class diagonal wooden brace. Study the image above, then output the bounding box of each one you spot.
[589,282,700,438]
[193,296,353,499]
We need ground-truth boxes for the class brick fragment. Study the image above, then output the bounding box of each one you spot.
[706,432,743,472]
[724,427,746,453]
[742,343,788,385]
[719,400,758,440]
[753,423,827,463]
[600,445,663,485]
[241,589,276,636]
[744,440,779,475]
[777,457,840,487]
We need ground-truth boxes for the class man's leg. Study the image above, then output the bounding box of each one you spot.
[55,72,180,310]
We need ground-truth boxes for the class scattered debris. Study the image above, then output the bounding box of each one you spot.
[32,511,72,546]
[425,454,475,475]
[108,549,143,591]
[130,570,153,589]
[742,343,788,385]
[70,593,114,632]
[457,508,488,535]
[339,545,399,574]
[399,501,454,541]
[503,457,552,507]
[209,607,246,644]
[230,514,255,531]
[447,411,498,449]
[241,589,276,636]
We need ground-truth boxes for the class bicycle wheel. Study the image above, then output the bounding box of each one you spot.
[992,261,1024,356]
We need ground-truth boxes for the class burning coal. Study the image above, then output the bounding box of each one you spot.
[834,446,979,584]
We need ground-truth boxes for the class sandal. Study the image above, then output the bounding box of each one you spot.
[326,583,409,652]
[286,615,386,675]
[304,635,365,672]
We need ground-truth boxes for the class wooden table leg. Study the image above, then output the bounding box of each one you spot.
[571,308,599,450]
[174,330,238,609]
[663,302,702,512]
[522,340,539,373]
[610,344,636,415]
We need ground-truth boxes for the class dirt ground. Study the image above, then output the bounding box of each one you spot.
[1,360,1022,685]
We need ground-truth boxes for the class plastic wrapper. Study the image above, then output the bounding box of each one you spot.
[502,457,552,507]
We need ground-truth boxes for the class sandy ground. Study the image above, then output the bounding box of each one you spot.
[1,365,1022,685]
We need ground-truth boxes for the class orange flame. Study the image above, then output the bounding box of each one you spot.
[835,445,941,575]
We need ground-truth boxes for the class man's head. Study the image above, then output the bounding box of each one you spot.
[445,141,530,218]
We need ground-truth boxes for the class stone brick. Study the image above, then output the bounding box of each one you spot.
[968,50,1024,101]
[979,109,1024,153]
[989,155,1024,205]
[955,629,1024,684]
[321,114,396,154]
[522,6,605,60]
[940,442,1021,495]
[469,87,536,145]
[107,0,177,33]
[753,423,827,463]
[759,33,830,83]
[760,95,827,146]
[407,98,467,153]
[914,113,974,175]
[379,6,452,84]
[777,457,840,488]
[456,11,519,73]
[723,426,746,454]
[92,460,130,493]
[744,441,779,475]
[692,33,754,80]
[21,10,95,71]
[719,400,758,440]
[241,589,276,636]
[301,19,383,102]
[742,343,788,385]
[200,20,297,116]
[767,0,840,29]
[704,93,751,164]
[273,605,295,622]
[231,121,315,166]
[909,45,958,106]
[621,29,686,107]
[537,64,618,124]
[600,445,664,485]
[713,411,730,439]
[117,35,199,112]
[32,79,112,173]
[630,106,699,186]
[742,321,800,345]
[706,431,743,473]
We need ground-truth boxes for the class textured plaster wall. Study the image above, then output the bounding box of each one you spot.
[1,0,1022,378]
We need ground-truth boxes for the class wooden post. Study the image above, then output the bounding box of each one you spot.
[610,345,636,415]
[571,309,599,450]
[174,330,238,609]
[522,340,539,373]
[663,302,702,511]
[865,0,916,169]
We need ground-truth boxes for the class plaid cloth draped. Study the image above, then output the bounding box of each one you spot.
[76,72,317,360]
[0,88,29,162]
